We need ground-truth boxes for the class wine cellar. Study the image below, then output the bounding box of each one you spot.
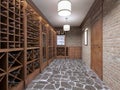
[0,0,56,90]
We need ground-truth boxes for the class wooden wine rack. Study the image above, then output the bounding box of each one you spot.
[0,0,25,90]
[27,49,40,76]
[26,5,39,47]
[0,0,56,90]
[24,4,41,86]
[47,27,56,64]
[0,0,24,49]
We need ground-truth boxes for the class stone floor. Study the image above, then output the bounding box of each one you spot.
[25,59,110,90]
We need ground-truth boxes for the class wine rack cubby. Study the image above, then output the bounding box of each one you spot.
[56,47,68,57]
[0,53,7,75]
[8,68,23,89]
[0,50,24,90]
[0,53,7,90]
[8,50,24,89]
[27,49,40,76]
[8,51,23,71]
[57,47,65,56]
[0,0,24,49]
[26,5,40,48]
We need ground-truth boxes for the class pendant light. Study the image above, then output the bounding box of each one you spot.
[63,18,70,31]
[58,0,71,16]
[63,24,70,31]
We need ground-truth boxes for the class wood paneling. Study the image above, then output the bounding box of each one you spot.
[91,18,103,79]
[68,47,82,59]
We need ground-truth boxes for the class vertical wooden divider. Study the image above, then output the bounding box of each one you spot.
[46,24,49,66]
[23,1,27,88]
[39,18,42,72]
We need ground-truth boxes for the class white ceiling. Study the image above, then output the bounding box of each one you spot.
[30,0,95,27]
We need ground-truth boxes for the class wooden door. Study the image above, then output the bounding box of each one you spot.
[91,18,103,79]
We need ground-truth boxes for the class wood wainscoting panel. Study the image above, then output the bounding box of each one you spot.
[68,47,82,59]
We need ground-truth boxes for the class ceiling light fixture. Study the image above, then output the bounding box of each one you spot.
[58,0,71,16]
[63,24,70,31]
[63,18,70,31]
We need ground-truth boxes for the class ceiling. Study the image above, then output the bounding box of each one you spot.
[30,0,95,27]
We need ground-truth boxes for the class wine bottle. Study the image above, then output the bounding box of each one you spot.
[9,0,13,4]
[2,10,7,15]
[16,24,20,28]
[9,22,14,26]
[8,60,14,66]
[9,44,14,48]
[9,29,14,33]
[1,28,7,32]
[15,44,20,48]
[34,62,39,68]
[8,79,19,86]
[1,1,7,6]
[16,17,20,21]
[11,70,20,75]
[1,36,7,40]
